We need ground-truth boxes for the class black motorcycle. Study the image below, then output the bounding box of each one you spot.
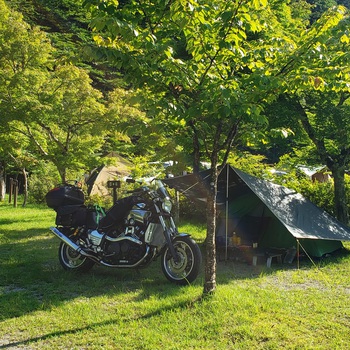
[46,180,202,285]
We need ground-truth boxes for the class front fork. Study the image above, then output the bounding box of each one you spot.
[159,215,180,263]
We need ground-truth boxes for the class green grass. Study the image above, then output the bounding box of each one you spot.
[1,202,350,349]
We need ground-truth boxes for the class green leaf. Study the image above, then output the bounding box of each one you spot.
[221,11,233,23]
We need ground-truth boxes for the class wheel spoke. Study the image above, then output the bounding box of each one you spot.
[59,240,94,272]
[164,241,194,280]
[161,236,201,284]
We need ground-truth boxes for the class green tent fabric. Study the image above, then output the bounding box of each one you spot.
[164,165,350,257]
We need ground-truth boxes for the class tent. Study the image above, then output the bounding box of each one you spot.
[85,153,133,196]
[164,165,350,258]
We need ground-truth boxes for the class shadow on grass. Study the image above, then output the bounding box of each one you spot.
[0,225,204,322]
[215,244,350,284]
[2,248,349,349]
[0,287,201,349]
[1,218,349,327]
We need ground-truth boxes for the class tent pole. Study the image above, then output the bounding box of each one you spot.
[225,165,229,261]
[297,239,300,270]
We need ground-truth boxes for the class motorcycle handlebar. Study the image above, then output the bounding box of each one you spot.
[56,180,82,188]
[126,186,149,194]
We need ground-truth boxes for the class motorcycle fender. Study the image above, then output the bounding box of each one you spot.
[175,233,190,238]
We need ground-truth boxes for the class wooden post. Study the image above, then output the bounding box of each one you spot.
[112,187,117,203]
[13,179,18,208]
[107,180,121,204]
[175,189,180,223]
[9,178,13,203]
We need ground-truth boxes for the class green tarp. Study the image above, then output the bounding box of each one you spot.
[164,165,350,257]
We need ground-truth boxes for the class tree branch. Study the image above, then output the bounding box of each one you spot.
[24,124,49,157]
[37,121,66,151]
[198,0,247,87]
[293,98,333,166]
[337,91,350,107]
[220,117,242,166]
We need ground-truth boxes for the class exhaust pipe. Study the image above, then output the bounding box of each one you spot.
[49,227,152,268]
[49,226,95,259]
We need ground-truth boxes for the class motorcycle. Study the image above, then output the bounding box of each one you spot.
[46,179,202,285]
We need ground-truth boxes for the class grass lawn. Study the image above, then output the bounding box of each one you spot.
[0,202,349,349]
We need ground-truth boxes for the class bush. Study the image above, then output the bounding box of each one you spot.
[28,174,57,204]
[28,165,60,204]
[178,194,205,221]
[297,179,335,216]
[84,193,113,208]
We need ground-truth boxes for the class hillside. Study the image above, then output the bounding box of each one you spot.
[9,0,121,93]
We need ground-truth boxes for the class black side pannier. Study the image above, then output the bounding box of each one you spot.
[46,185,84,209]
[55,205,87,227]
[55,205,106,228]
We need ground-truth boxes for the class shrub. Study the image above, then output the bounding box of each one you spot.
[28,173,58,205]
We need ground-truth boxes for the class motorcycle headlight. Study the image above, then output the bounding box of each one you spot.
[162,198,172,213]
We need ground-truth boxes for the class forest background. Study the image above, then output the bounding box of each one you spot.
[0,1,349,225]
[1,0,349,218]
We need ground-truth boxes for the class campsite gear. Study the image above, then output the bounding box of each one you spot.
[164,165,350,259]
[46,180,202,285]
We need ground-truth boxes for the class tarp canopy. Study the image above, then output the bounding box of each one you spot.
[164,165,350,257]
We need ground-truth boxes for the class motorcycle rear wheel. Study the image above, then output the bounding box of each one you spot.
[58,239,95,272]
[161,235,202,285]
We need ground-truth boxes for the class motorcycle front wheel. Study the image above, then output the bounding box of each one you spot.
[58,238,95,272]
[161,235,202,285]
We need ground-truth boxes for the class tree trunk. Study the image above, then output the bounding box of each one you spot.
[189,121,201,173]
[203,166,218,295]
[22,168,28,207]
[193,147,200,173]
[331,166,348,224]
[0,162,5,201]
[58,168,67,183]
[295,98,349,225]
